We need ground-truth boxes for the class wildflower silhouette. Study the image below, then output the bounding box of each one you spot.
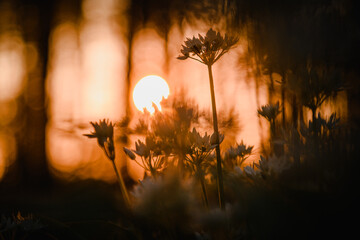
[185,128,224,208]
[257,102,281,123]
[177,28,238,65]
[287,66,343,134]
[123,137,166,178]
[258,102,281,138]
[178,28,238,210]
[84,119,130,207]
[84,119,116,160]
[224,142,254,169]
[258,102,282,155]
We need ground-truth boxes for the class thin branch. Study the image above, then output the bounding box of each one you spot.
[189,56,205,64]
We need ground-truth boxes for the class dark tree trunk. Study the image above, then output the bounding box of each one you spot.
[9,0,55,190]
[125,28,133,132]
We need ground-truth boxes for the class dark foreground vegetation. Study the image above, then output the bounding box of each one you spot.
[1,96,359,239]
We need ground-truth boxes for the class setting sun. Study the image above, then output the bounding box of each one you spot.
[133,75,170,113]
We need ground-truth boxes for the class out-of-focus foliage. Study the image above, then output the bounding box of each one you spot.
[131,172,198,239]
[287,66,344,112]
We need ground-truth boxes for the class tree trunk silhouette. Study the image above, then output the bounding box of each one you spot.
[4,0,55,190]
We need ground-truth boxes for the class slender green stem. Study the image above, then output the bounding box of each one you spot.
[111,161,131,208]
[207,64,225,210]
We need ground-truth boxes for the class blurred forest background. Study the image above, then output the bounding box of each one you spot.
[1,0,360,239]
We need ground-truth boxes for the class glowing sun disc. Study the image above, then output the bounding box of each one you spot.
[133,75,170,113]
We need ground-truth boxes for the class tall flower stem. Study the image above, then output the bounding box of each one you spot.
[207,64,225,210]
[199,175,209,209]
[111,161,131,208]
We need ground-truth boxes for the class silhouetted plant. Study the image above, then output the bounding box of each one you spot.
[124,137,167,178]
[258,102,281,155]
[185,128,224,208]
[258,102,281,138]
[288,66,344,134]
[131,98,202,173]
[224,141,253,170]
[84,119,131,207]
[178,28,238,210]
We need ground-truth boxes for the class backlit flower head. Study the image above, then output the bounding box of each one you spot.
[226,142,253,160]
[84,119,115,161]
[185,128,224,168]
[123,138,166,177]
[177,28,238,66]
[189,128,211,150]
[224,141,253,169]
[257,102,281,122]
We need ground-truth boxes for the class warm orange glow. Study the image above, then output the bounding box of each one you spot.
[45,19,269,180]
[0,99,18,126]
[0,32,25,180]
[46,125,117,182]
[131,28,166,83]
[46,0,128,181]
[0,144,4,180]
[0,34,25,101]
[133,75,170,114]
[0,131,16,180]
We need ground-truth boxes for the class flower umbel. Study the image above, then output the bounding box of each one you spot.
[84,119,115,161]
[177,28,238,66]
[123,136,166,178]
[257,102,281,122]
[185,128,223,208]
[178,28,236,210]
[224,142,253,168]
[186,128,216,166]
